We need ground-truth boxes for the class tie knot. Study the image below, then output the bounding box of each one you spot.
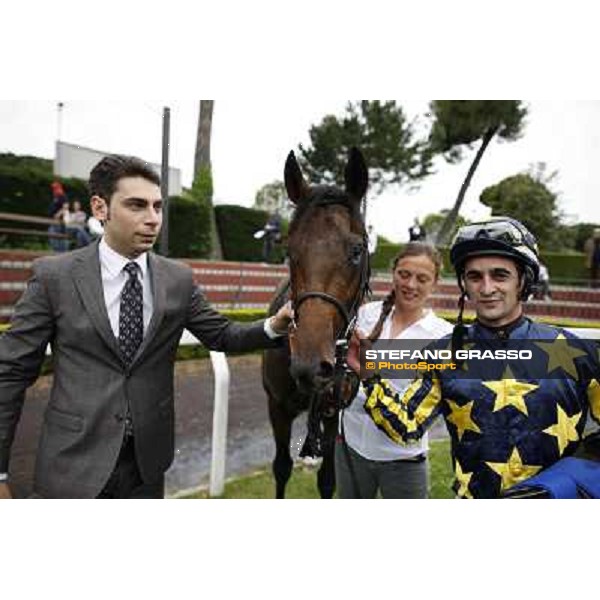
[124,262,139,279]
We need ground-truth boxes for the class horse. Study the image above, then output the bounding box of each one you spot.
[262,147,370,498]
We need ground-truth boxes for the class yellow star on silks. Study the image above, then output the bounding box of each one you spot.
[589,379,600,423]
[446,399,481,441]
[486,447,543,491]
[483,366,539,416]
[534,333,588,380]
[543,405,582,455]
[454,458,473,499]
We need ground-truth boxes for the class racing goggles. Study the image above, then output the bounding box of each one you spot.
[453,219,537,251]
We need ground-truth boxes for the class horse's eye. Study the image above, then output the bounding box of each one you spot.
[349,243,363,266]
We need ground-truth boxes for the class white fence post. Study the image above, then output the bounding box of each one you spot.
[209,350,230,497]
[45,329,233,497]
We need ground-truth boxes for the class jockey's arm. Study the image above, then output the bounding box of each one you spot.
[362,372,443,444]
[346,328,444,443]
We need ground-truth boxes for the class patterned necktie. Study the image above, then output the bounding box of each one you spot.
[119,262,143,364]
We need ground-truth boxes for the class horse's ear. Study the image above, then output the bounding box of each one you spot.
[344,147,368,202]
[284,151,308,204]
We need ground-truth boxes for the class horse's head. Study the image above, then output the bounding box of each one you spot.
[285,147,369,393]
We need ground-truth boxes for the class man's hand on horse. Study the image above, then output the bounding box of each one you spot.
[270,301,294,335]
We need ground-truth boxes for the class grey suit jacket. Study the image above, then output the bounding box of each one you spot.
[0,241,278,498]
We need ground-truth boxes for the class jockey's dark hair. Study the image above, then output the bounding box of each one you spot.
[88,154,160,204]
[368,242,442,342]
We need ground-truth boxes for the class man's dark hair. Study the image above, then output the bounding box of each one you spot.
[88,154,160,203]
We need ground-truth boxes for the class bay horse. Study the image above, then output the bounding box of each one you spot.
[262,148,370,498]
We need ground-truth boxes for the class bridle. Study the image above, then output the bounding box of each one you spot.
[288,194,371,458]
[289,195,371,347]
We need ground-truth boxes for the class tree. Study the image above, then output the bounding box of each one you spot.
[253,180,293,220]
[421,209,469,243]
[480,171,562,250]
[181,166,215,258]
[430,100,527,245]
[298,101,434,195]
[568,222,600,253]
[193,100,222,259]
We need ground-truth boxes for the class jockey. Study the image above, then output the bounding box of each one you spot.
[351,217,600,498]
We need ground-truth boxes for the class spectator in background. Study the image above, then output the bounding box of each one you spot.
[48,181,68,252]
[0,153,293,499]
[262,211,282,263]
[63,200,92,248]
[535,261,552,301]
[408,217,427,242]
[367,225,378,255]
[87,214,104,239]
[584,228,600,288]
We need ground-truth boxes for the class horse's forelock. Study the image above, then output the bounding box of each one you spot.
[289,185,363,236]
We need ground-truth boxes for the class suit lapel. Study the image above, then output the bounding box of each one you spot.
[72,241,123,361]
[130,252,166,366]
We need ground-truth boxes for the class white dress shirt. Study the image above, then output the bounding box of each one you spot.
[98,238,282,340]
[99,237,153,338]
[341,301,453,461]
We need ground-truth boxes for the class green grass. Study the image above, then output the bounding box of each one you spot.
[179,438,454,499]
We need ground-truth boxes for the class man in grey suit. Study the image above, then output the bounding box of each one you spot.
[0,155,292,499]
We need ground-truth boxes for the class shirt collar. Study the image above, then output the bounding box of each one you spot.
[387,306,435,335]
[471,314,528,339]
[99,237,148,280]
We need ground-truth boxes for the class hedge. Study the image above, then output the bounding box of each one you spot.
[371,241,588,283]
[0,157,90,250]
[215,204,286,263]
[0,154,213,258]
[0,153,590,275]
[0,161,89,218]
[164,195,212,259]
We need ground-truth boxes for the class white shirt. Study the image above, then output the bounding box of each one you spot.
[98,238,282,341]
[99,237,154,338]
[342,301,453,461]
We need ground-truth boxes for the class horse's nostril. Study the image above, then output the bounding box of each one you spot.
[290,362,311,386]
[318,361,335,380]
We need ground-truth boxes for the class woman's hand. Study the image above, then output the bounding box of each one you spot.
[346,328,368,374]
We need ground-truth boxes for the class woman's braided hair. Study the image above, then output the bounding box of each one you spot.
[367,242,442,342]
